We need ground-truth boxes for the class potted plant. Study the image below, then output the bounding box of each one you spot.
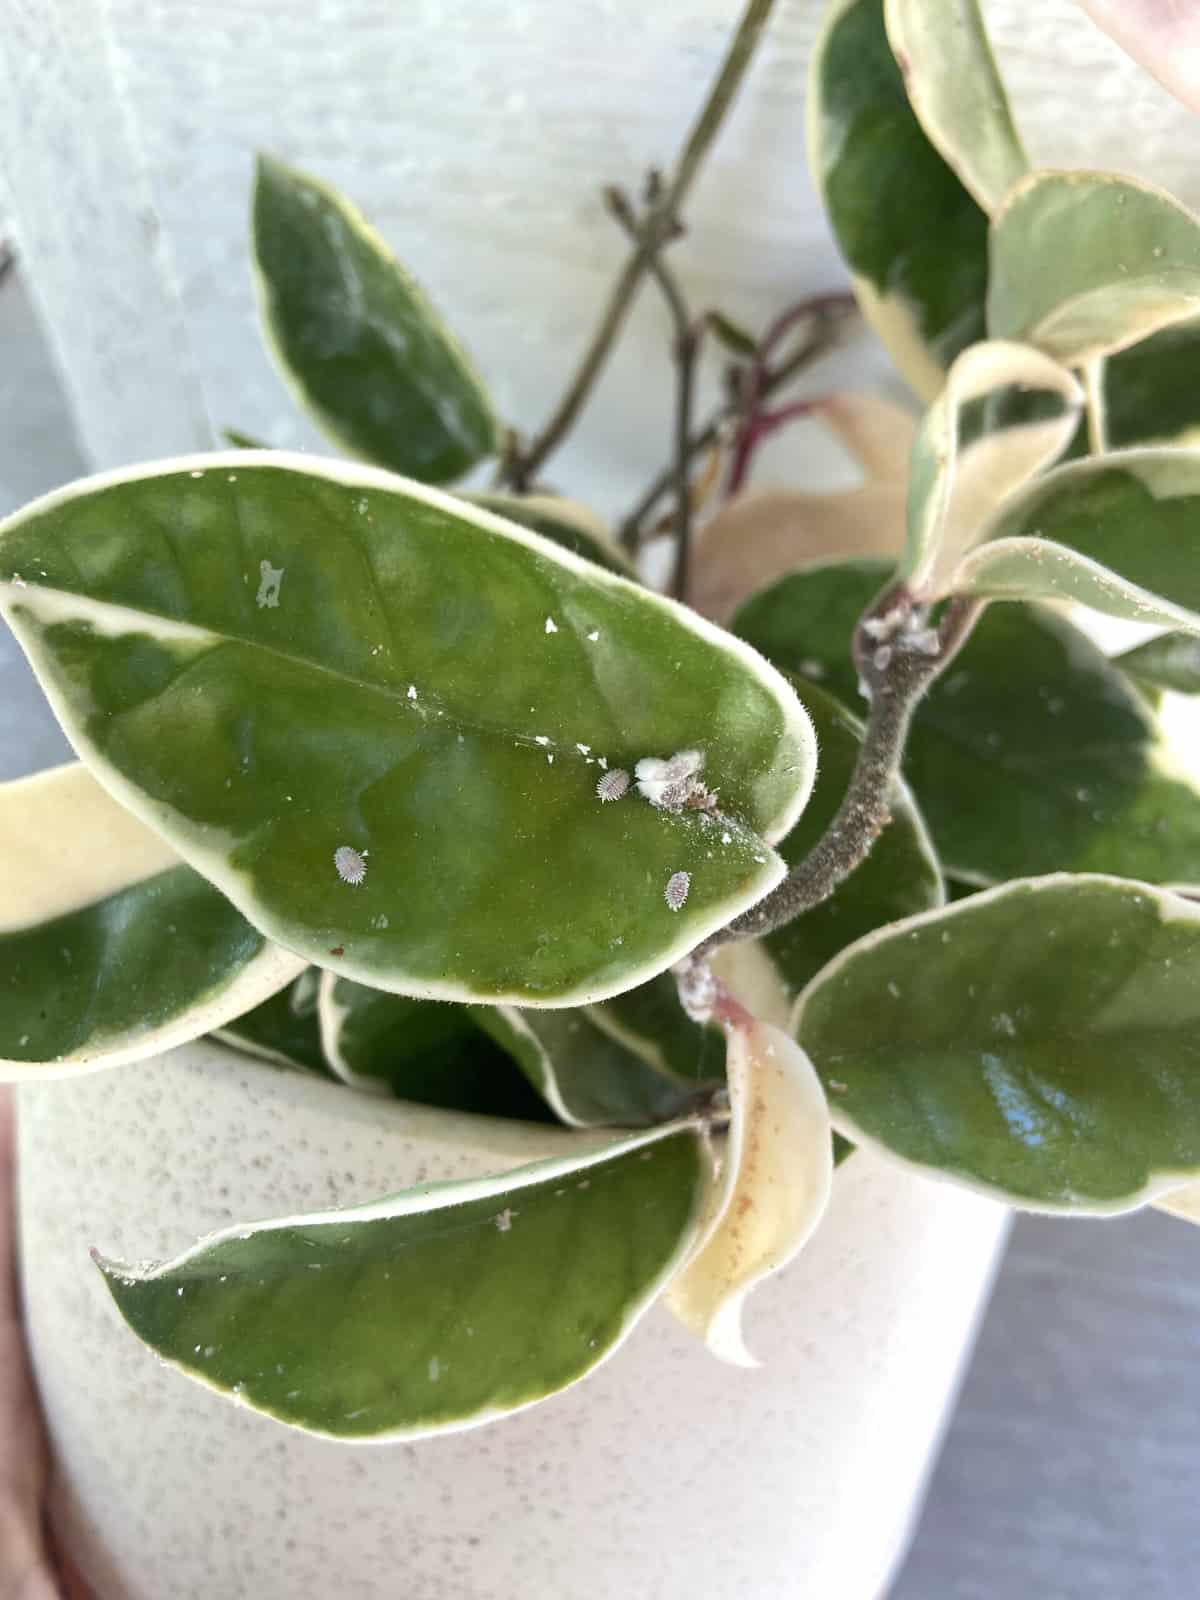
[6,2,1200,1595]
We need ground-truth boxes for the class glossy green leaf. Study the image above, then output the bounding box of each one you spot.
[0,764,303,1076]
[884,0,1027,214]
[467,493,634,577]
[212,968,332,1076]
[1100,318,1200,450]
[957,448,1200,634]
[667,1014,831,1365]
[765,678,943,1002]
[1115,632,1200,697]
[901,340,1082,591]
[0,454,816,1006]
[733,561,1200,889]
[987,171,1200,366]
[97,1121,712,1439]
[252,154,498,482]
[470,1004,702,1129]
[317,974,553,1121]
[809,0,989,399]
[795,875,1200,1212]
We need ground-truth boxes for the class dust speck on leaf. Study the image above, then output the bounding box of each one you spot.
[256,560,284,609]
[428,1357,441,1383]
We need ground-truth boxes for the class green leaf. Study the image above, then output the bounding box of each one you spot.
[987,171,1200,366]
[586,969,726,1083]
[252,155,499,482]
[222,428,271,451]
[1100,317,1200,451]
[467,493,635,577]
[704,310,760,359]
[733,562,1200,889]
[884,0,1027,213]
[795,875,1200,1212]
[666,1014,831,1365]
[470,1003,705,1128]
[317,974,554,1121]
[212,968,332,1076]
[809,0,989,399]
[96,1121,713,1439]
[0,764,303,1076]
[764,678,943,1001]
[0,455,816,1006]
[901,340,1082,592]
[957,448,1200,634]
[1115,632,1200,697]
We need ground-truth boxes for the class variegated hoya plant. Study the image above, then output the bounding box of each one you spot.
[5,0,1200,1442]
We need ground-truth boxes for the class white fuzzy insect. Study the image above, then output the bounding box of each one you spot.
[596,768,630,802]
[334,845,368,886]
[664,870,691,911]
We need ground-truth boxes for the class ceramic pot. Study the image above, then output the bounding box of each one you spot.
[19,1041,1008,1600]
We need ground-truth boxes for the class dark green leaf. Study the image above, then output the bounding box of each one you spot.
[1115,632,1200,697]
[733,562,1200,888]
[213,968,332,1076]
[319,975,553,1121]
[97,1122,712,1438]
[222,428,271,450]
[471,1004,704,1128]
[253,155,498,482]
[1100,317,1200,450]
[810,0,988,398]
[795,876,1200,1211]
[704,311,759,359]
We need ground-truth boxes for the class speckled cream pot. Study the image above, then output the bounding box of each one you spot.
[17,1043,1009,1600]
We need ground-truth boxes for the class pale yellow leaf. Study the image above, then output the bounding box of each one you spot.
[689,483,905,622]
[1076,0,1200,115]
[1154,1179,1200,1224]
[812,391,919,484]
[666,1016,833,1367]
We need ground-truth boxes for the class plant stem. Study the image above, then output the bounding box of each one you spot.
[618,292,857,548]
[698,586,984,953]
[507,0,780,488]
[605,188,700,601]
[1082,355,1108,455]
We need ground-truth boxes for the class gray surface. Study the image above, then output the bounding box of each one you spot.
[2,264,1199,1599]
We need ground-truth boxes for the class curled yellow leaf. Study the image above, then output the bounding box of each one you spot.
[666,1014,833,1367]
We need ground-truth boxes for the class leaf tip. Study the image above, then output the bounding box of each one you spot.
[705,1296,761,1370]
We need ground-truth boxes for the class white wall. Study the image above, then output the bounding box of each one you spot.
[2,0,1198,517]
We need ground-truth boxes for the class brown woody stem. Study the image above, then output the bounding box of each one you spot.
[505,0,779,488]
[699,586,983,953]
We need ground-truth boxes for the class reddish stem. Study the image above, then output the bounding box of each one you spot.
[725,292,854,497]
